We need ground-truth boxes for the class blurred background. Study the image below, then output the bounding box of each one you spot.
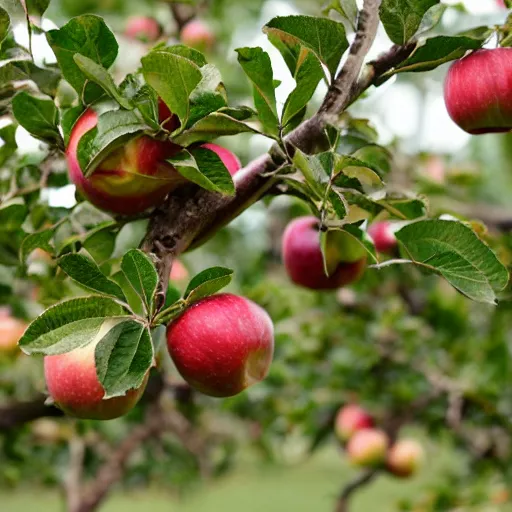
[2,0,512,510]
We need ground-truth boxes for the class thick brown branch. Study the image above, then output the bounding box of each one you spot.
[0,394,63,431]
[169,2,196,32]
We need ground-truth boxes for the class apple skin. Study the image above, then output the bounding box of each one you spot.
[335,404,374,442]
[125,17,162,43]
[282,216,366,290]
[44,339,148,420]
[444,48,512,134]
[346,428,389,467]
[368,222,397,254]
[66,109,183,215]
[166,293,274,398]
[387,439,424,478]
[180,20,215,52]
[0,308,26,354]
[201,143,241,176]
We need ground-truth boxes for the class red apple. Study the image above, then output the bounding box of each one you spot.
[125,16,162,43]
[201,143,241,176]
[0,308,26,354]
[66,108,183,215]
[335,404,374,442]
[368,221,397,254]
[444,48,512,134]
[166,293,274,397]
[44,336,148,420]
[158,99,181,132]
[281,216,366,290]
[180,20,215,52]
[387,439,424,478]
[346,428,389,467]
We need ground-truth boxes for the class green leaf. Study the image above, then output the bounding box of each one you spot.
[379,195,427,219]
[141,50,202,127]
[156,44,207,67]
[11,92,62,146]
[264,15,348,80]
[0,198,27,232]
[46,15,118,104]
[95,320,152,398]
[174,111,258,146]
[0,60,61,97]
[0,124,17,166]
[379,0,439,45]
[323,0,358,29]
[61,105,85,147]
[395,220,509,304]
[388,35,488,75]
[73,54,133,110]
[121,249,158,314]
[20,226,56,262]
[236,47,279,137]
[184,267,234,304]
[59,253,126,301]
[19,296,126,354]
[76,109,147,177]
[0,7,10,45]
[168,147,235,195]
[21,0,51,17]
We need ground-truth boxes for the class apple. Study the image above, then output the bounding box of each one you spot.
[44,335,148,420]
[170,259,189,282]
[335,404,374,442]
[0,308,26,354]
[444,48,512,134]
[346,428,389,467]
[368,221,397,254]
[281,216,366,290]
[180,20,215,52]
[201,143,241,176]
[166,293,274,397]
[66,108,183,215]
[125,16,162,43]
[387,439,424,478]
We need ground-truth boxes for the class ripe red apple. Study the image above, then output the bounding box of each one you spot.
[0,308,26,354]
[44,336,148,420]
[444,48,512,134]
[368,221,397,254]
[180,20,215,52]
[125,16,162,43]
[166,293,274,397]
[346,428,389,467]
[335,404,374,442]
[281,216,366,290]
[66,108,183,215]
[387,439,424,478]
[201,143,241,176]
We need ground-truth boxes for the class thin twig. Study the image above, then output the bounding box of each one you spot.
[334,470,380,512]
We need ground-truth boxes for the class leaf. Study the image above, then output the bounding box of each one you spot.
[174,111,258,146]
[0,198,27,232]
[395,220,509,304]
[379,0,439,45]
[20,226,56,262]
[184,267,234,304]
[388,34,488,75]
[11,91,62,146]
[264,15,348,80]
[156,44,207,67]
[323,0,358,29]
[73,54,133,110]
[0,7,10,45]
[59,253,126,301]
[19,296,126,354]
[141,50,202,127]
[121,249,158,314]
[236,47,279,137]
[76,109,147,177]
[168,147,235,195]
[46,15,118,104]
[0,60,61,97]
[21,0,50,17]
[95,320,153,398]
[61,105,85,147]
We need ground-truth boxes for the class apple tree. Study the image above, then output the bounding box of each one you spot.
[0,0,512,510]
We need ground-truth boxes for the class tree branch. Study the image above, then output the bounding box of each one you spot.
[0,394,63,431]
[143,0,414,306]
[334,470,380,512]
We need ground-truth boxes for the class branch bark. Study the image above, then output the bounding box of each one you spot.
[0,394,63,431]
[143,0,406,306]
[334,470,380,512]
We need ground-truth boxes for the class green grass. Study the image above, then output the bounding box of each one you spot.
[0,439,473,512]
